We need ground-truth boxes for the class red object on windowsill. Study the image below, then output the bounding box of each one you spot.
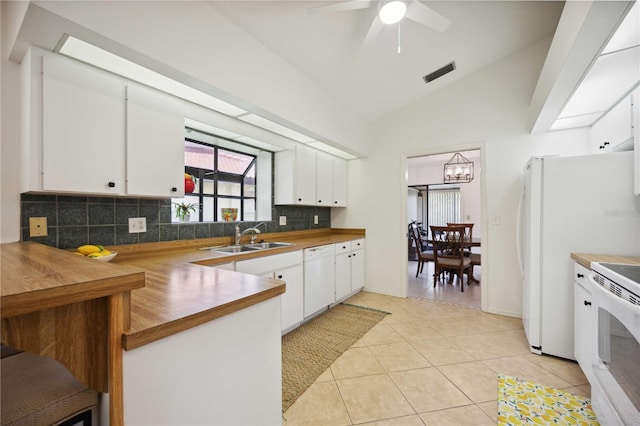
[185,175,195,193]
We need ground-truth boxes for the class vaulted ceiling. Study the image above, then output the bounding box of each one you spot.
[210,1,564,122]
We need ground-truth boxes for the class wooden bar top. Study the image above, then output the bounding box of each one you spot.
[1,241,145,318]
[571,253,640,269]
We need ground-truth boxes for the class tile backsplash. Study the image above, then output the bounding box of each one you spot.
[21,194,331,249]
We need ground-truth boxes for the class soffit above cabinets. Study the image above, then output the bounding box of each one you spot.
[551,2,639,131]
[56,35,357,159]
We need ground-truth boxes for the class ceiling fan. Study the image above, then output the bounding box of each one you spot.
[308,0,451,52]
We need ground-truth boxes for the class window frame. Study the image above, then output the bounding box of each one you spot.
[183,137,258,223]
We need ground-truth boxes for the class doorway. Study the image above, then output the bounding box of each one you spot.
[406,149,482,309]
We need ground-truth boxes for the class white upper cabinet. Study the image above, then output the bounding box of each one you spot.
[316,151,333,206]
[22,47,186,198]
[332,157,348,207]
[590,94,634,153]
[41,53,126,194]
[126,85,185,197]
[275,145,348,207]
[275,144,316,205]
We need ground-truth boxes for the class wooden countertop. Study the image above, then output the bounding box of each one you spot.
[1,241,145,318]
[2,229,365,351]
[101,228,365,350]
[571,253,640,269]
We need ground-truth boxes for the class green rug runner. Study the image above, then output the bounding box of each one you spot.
[497,374,599,425]
[281,303,388,412]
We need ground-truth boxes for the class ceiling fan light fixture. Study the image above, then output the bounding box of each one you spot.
[379,1,407,25]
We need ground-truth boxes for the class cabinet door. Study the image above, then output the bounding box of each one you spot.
[277,265,304,333]
[316,151,333,206]
[350,248,365,292]
[573,264,593,381]
[294,144,317,205]
[42,55,125,194]
[589,118,607,153]
[126,85,185,197]
[332,157,348,207]
[335,251,351,302]
[605,95,633,149]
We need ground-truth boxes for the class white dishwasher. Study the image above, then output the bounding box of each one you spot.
[303,244,336,319]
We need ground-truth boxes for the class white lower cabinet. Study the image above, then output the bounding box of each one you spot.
[235,251,303,333]
[573,262,594,383]
[334,239,366,303]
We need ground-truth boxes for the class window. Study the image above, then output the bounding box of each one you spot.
[173,132,269,223]
[427,187,461,229]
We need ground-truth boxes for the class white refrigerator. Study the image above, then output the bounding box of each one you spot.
[519,151,640,360]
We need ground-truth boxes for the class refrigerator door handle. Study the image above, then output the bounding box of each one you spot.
[516,183,525,279]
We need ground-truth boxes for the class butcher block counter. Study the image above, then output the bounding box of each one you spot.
[570,253,640,269]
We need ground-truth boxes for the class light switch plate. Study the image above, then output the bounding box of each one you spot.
[314,215,318,225]
[29,217,48,237]
[128,217,147,233]
[279,216,287,226]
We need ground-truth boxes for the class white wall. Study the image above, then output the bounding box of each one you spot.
[332,36,591,317]
[1,1,25,243]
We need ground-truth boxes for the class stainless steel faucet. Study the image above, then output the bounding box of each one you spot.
[234,222,267,245]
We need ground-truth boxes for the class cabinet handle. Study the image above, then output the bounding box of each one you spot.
[599,145,605,150]
[334,201,338,204]
[604,142,610,146]
[318,200,322,203]
[577,273,584,278]
[348,255,351,258]
[584,300,591,306]
[277,275,283,279]
[298,198,302,202]
[108,182,116,188]
[342,246,347,249]
[352,253,356,257]
[171,187,177,192]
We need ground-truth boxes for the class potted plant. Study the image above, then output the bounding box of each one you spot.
[173,202,198,222]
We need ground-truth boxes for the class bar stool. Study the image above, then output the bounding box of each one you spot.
[1,348,98,425]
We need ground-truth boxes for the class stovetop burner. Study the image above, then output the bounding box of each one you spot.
[600,263,640,285]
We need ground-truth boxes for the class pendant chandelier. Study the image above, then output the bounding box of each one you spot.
[443,152,474,183]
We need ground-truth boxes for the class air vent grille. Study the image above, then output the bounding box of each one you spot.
[423,61,456,83]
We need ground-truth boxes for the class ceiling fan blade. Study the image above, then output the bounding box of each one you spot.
[308,0,374,15]
[360,15,384,53]
[405,0,451,32]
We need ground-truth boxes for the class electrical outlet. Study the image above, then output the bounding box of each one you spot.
[29,217,48,237]
[314,215,318,225]
[128,217,147,233]
[279,216,287,226]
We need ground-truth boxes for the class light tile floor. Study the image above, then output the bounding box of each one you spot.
[283,291,589,425]
[408,260,481,309]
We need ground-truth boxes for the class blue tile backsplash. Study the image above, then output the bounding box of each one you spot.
[21,194,331,249]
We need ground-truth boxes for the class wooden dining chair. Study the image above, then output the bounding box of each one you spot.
[409,222,435,278]
[447,222,480,282]
[447,222,473,255]
[430,225,473,292]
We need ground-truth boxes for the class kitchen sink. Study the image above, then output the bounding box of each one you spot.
[200,242,294,255]
[208,245,263,254]
[245,242,294,249]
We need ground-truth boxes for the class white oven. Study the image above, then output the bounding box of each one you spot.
[590,263,640,425]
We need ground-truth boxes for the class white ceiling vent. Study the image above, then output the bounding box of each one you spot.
[423,61,456,83]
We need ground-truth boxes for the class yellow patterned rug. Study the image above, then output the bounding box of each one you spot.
[497,375,599,425]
